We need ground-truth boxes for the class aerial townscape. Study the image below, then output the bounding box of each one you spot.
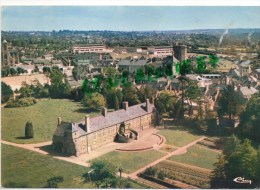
[1,6,260,189]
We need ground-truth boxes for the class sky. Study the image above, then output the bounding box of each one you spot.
[2,6,260,31]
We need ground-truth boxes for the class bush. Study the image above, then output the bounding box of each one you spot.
[25,122,34,139]
[144,167,157,177]
[157,170,166,180]
[83,93,106,110]
[5,97,37,108]
[45,176,64,188]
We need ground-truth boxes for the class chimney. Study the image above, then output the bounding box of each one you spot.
[123,101,128,110]
[146,99,150,112]
[237,85,241,91]
[247,84,251,89]
[85,115,90,132]
[58,117,61,125]
[102,107,107,117]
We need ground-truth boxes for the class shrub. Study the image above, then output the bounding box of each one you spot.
[5,97,37,108]
[144,167,157,177]
[25,122,34,139]
[157,170,166,180]
[45,176,64,188]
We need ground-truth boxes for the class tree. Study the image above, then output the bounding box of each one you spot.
[237,92,260,142]
[9,68,17,75]
[25,122,34,138]
[106,88,123,109]
[122,85,140,106]
[49,67,71,98]
[183,80,202,116]
[104,67,117,78]
[225,139,258,181]
[90,160,117,188]
[137,86,157,103]
[155,90,177,115]
[209,54,219,68]
[211,136,259,188]
[1,82,13,103]
[43,66,51,73]
[118,167,123,178]
[45,176,64,188]
[135,68,145,83]
[196,56,206,73]
[83,93,106,110]
[33,65,39,73]
[217,85,241,119]
[19,82,34,98]
[210,155,227,188]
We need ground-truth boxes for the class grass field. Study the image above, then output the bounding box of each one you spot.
[1,144,147,188]
[158,127,202,147]
[168,145,220,170]
[91,150,166,173]
[1,144,92,188]
[1,99,99,144]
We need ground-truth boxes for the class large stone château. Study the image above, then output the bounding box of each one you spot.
[52,99,158,156]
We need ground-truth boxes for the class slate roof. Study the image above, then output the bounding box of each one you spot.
[240,60,251,68]
[53,121,87,137]
[55,101,156,137]
[77,102,155,134]
[118,59,148,66]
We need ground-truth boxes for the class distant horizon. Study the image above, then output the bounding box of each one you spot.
[2,28,260,33]
[2,7,260,31]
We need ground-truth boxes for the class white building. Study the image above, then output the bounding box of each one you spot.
[148,46,173,57]
[73,44,107,54]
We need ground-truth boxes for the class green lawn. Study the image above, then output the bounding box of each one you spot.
[158,127,202,147]
[91,150,166,173]
[1,144,92,188]
[1,99,99,144]
[168,145,220,170]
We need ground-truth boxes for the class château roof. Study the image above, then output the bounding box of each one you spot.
[79,102,155,133]
[54,101,156,136]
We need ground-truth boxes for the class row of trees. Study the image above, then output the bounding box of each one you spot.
[81,83,157,111]
[2,66,28,77]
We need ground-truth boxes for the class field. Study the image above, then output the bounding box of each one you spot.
[1,99,99,144]
[1,144,92,188]
[1,144,147,188]
[1,74,49,91]
[213,58,236,72]
[91,150,166,173]
[153,160,211,188]
[158,127,202,147]
[168,145,219,170]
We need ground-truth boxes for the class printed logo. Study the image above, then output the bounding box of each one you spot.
[233,177,252,184]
